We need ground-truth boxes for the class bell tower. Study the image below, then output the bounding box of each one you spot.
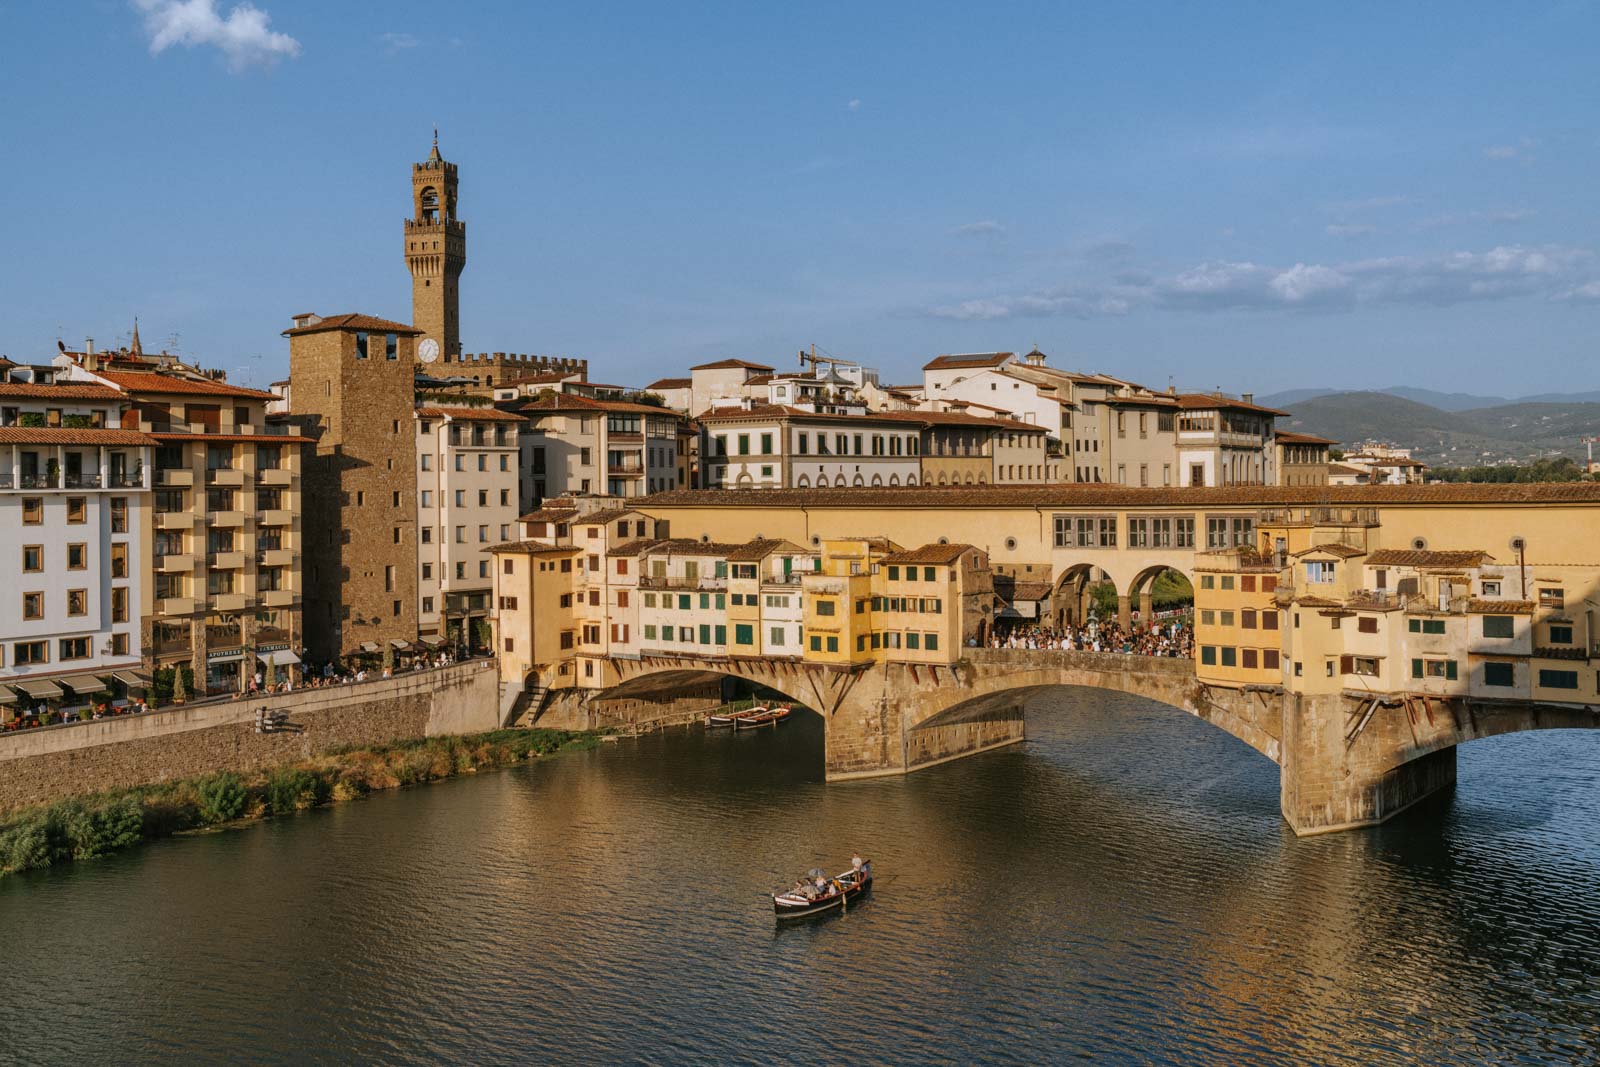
[405,130,466,358]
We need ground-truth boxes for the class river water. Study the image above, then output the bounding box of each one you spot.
[2,692,1598,1065]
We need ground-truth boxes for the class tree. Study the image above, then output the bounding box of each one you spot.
[172,668,188,704]
[381,643,394,674]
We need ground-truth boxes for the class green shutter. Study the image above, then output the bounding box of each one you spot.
[715,625,726,645]
[1411,658,1423,678]
[1445,660,1457,680]
[699,624,710,645]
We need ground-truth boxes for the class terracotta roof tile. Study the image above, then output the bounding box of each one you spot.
[0,383,125,400]
[518,507,579,523]
[690,358,774,372]
[0,427,155,445]
[414,405,525,422]
[508,394,683,418]
[148,432,310,444]
[638,483,1600,507]
[1175,393,1289,417]
[1466,599,1534,614]
[1275,430,1337,445]
[882,543,978,565]
[281,313,423,337]
[1293,543,1367,559]
[93,370,277,399]
[1366,549,1491,568]
[490,541,582,556]
[645,377,691,390]
[923,352,1013,371]
[726,538,804,562]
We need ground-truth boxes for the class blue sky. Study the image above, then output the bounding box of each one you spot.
[3,1,1598,395]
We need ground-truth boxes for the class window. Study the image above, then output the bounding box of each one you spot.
[67,589,87,616]
[59,637,91,661]
[735,624,754,645]
[1263,649,1279,670]
[15,641,47,665]
[1549,625,1574,645]
[1201,575,1215,590]
[1357,616,1378,634]
[67,497,86,523]
[770,626,785,646]
[1220,647,1237,667]
[1539,588,1564,610]
[906,633,921,650]
[810,635,822,652]
[1242,649,1258,670]
[925,633,938,651]
[22,545,42,572]
[1241,610,1257,629]
[1538,669,1579,690]
[1262,611,1279,631]
[1481,580,1501,598]
[1483,662,1515,687]
[1482,615,1515,639]
[1411,659,1458,680]
[888,566,899,581]
[1201,646,1217,666]
[23,592,43,620]
[816,600,836,617]
[112,587,128,623]
[826,636,838,653]
[355,331,369,358]
[1408,618,1447,635]
[22,497,42,525]
[67,543,87,570]
[1304,561,1336,583]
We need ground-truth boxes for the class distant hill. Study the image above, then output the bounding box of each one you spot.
[1277,391,1600,466]
[1258,385,1600,413]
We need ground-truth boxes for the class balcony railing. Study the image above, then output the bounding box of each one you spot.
[63,473,101,488]
[638,575,728,591]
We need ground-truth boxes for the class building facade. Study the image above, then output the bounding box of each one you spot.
[285,313,422,659]
[0,381,153,713]
[405,134,466,359]
[414,405,521,650]
[505,393,688,510]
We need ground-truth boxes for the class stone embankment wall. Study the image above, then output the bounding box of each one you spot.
[0,662,499,815]
[536,683,724,734]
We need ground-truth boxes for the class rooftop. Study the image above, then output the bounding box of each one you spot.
[638,483,1600,509]
[93,370,277,400]
[506,393,681,418]
[690,358,774,372]
[1365,549,1492,568]
[0,383,125,401]
[923,352,1013,372]
[645,377,692,391]
[281,313,423,337]
[882,543,977,565]
[414,405,525,422]
[0,427,155,446]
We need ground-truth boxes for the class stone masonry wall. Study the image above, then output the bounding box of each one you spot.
[0,663,498,815]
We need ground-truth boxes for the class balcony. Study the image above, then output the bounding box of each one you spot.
[63,473,102,489]
[261,589,296,608]
[258,466,293,486]
[208,552,245,570]
[157,468,194,487]
[638,575,728,591]
[18,473,56,489]
[207,467,245,487]
[209,510,246,527]
[211,592,250,612]
[157,553,195,573]
[156,596,195,616]
[157,511,197,530]
[607,465,645,476]
[257,547,296,567]
[257,509,294,527]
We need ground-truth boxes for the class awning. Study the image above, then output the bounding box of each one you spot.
[112,671,151,689]
[420,636,445,648]
[209,649,245,662]
[59,673,111,695]
[258,649,302,666]
[14,678,64,700]
[389,639,411,650]
[997,601,1039,619]
[0,689,18,706]
[359,642,381,654]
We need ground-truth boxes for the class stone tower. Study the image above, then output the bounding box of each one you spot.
[405,131,466,358]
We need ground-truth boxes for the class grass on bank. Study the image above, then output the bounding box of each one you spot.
[0,728,596,879]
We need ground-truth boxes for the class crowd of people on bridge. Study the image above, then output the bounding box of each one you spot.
[985,617,1193,658]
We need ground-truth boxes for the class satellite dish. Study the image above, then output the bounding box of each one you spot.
[418,338,440,364]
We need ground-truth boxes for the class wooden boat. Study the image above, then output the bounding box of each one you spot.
[735,704,791,729]
[707,705,764,727]
[773,864,872,919]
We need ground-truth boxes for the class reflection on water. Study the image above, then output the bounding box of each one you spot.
[2,692,1597,1065]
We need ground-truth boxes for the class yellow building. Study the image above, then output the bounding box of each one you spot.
[800,537,895,664]
[872,544,993,662]
[1193,547,1283,686]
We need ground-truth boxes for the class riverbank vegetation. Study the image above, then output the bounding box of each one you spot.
[0,728,596,880]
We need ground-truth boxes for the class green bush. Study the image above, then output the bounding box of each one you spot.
[0,817,52,873]
[51,797,144,860]
[265,768,316,814]
[196,773,248,823]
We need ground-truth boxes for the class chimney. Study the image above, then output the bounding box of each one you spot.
[1242,392,1254,404]
[290,312,320,329]
[84,339,97,371]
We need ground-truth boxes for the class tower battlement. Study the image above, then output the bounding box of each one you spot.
[406,135,465,357]
[440,352,589,381]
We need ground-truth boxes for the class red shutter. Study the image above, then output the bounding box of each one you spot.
[1339,655,1353,675]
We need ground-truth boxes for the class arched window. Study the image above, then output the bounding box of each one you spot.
[888,474,900,486]
[420,187,439,222]
[797,474,810,487]
[853,475,865,486]
[906,475,917,486]
[871,474,883,487]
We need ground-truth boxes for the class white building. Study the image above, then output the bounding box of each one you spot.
[1,381,153,716]
[415,405,522,649]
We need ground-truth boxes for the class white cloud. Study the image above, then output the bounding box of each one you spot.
[950,220,1003,238]
[380,32,418,54]
[134,0,300,70]
[926,244,1598,320]
[847,98,861,111]
[1419,207,1536,229]
[1326,223,1378,237]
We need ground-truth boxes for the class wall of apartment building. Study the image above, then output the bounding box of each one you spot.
[3,477,148,684]
[991,429,1051,483]
[289,329,419,659]
[690,366,763,416]
[1103,406,1177,488]
[702,418,787,488]
[787,420,921,488]
[520,412,602,507]
[415,413,519,643]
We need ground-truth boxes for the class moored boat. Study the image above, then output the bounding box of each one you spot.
[707,705,764,727]
[772,860,873,919]
[735,704,791,729]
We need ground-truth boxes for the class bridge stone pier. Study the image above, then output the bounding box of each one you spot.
[530,648,1598,836]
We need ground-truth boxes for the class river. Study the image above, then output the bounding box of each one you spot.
[2,691,1598,1065]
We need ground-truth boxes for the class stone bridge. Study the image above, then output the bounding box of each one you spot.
[532,649,1599,836]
